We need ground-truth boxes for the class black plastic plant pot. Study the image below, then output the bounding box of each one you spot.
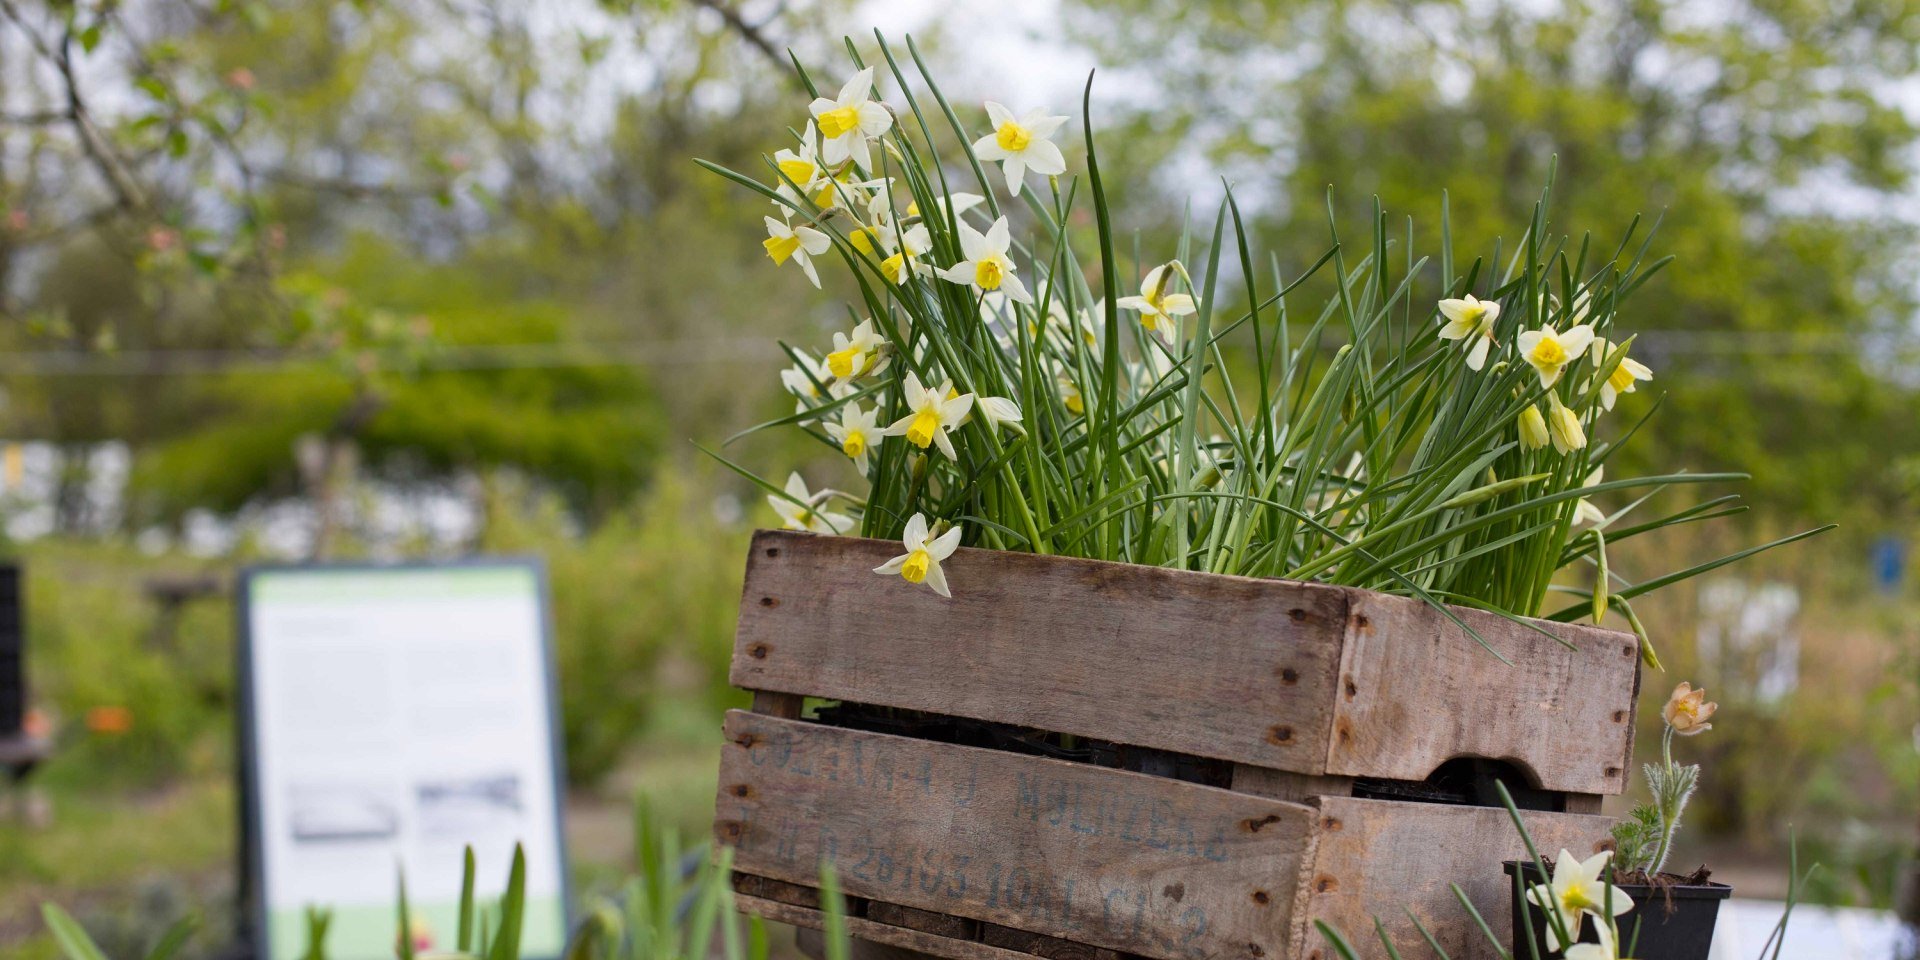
[1504,860,1733,960]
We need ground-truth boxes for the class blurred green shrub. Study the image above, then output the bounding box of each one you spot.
[479,467,749,786]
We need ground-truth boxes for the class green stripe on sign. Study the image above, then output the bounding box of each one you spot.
[251,566,536,603]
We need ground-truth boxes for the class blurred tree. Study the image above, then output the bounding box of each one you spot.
[1069,0,1920,526]
[0,0,854,544]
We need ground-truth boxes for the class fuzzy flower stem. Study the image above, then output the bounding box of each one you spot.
[1649,726,1680,877]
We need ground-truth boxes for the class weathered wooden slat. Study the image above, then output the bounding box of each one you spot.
[1300,797,1614,960]
[1326,592,1640,795]
[730,530,1638,794]
[732,530,1349,774]
[715,711,1317,960]
[870,901,980,940]
[746,894,1035,960]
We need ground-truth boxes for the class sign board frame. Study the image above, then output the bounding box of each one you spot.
[236,557,572,960]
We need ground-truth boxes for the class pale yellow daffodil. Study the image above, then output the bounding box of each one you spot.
[1518,404,1551,450]
[883,372,974,460]
[825,319,887,381]
[1524,849,1634,953]
[872,512,963,597]
[1546,392,1588,454]
[1517,322,1595,388]
[1116,262,1196,335]
[1437,293,1500,370]
[762,215,830,288]
[971,101,1068,197]
[1589,337,1654,410]
[939,217,1032,304]
[767,472,852,535]
[808,67,892,170]
[824,401,881,473]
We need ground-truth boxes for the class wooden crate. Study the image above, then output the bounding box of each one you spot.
[716,531,1639,960]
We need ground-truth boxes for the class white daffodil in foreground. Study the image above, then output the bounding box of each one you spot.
[873,512,963,597]
[1573,465,1607,527]
[1589,337,1653,410]
[883,372,974,460]
[767,473,852,535]
[1517,322,1595,388]
[1117,263,1196,336]
[825,319,887,381]
[1437,293,1500,370]
[824,401,881,473]
[1524,849,1634,952]
[975,396,1025,436]
[808,67,892,170]
[763,215,830,288]
[1518,404,1551,451]
[1546,392,1588,454]
[939,217,1032,304]
[971,101,1068,197]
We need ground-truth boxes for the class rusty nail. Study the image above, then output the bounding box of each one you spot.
[766,547,781,558]
[1315,874,1338,893]
[1279,667,1300,684]
[1288,608,1309,622]
[730,784,751,797]
[1267,725,1294,745]
[1343,678,1359,699]
[1251,890,1270,905]
[1612,710,1627,722]
[1321,816,1342,832]
[760,596,778,607]
[749,644,769,659]
[1248,945,1265,957]
[1605,765,1622,777]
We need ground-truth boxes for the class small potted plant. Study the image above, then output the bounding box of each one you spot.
[1508,681,1733,960]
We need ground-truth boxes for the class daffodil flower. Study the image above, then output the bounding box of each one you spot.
[883,372,974,460]
[939,217,1032,304]
[1524,850,1634,953]
[1057,374,1085,415]
[1518,404,1551,451]
[1437,293,1500,370]
[780,350,850,418]
[906,192,984,221]
[1546,392,1588,454]
[872,512,963,597]
[773,122,828,191]
[1589,337,1653,410]
[824,401,881,473]
[763,215,830,287]
[880,224,931,284]
[825,319,887,381]
[767,472,853,535]
[1116,263,1196,336]
[808,67,892,170]
[1573,466,1607,527]
[1517,322,1595,388]
[971,101,1068,197]
[1564,924,1625,960]
[975,396,1025,436]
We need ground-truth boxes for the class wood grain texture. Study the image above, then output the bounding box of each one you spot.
[1325,591,1640,794]
[747,894,1037,960]
[1299,797,1614,960]
[715,711,1317,960]
[732,531,1640,793]
[733,530,1349,773]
